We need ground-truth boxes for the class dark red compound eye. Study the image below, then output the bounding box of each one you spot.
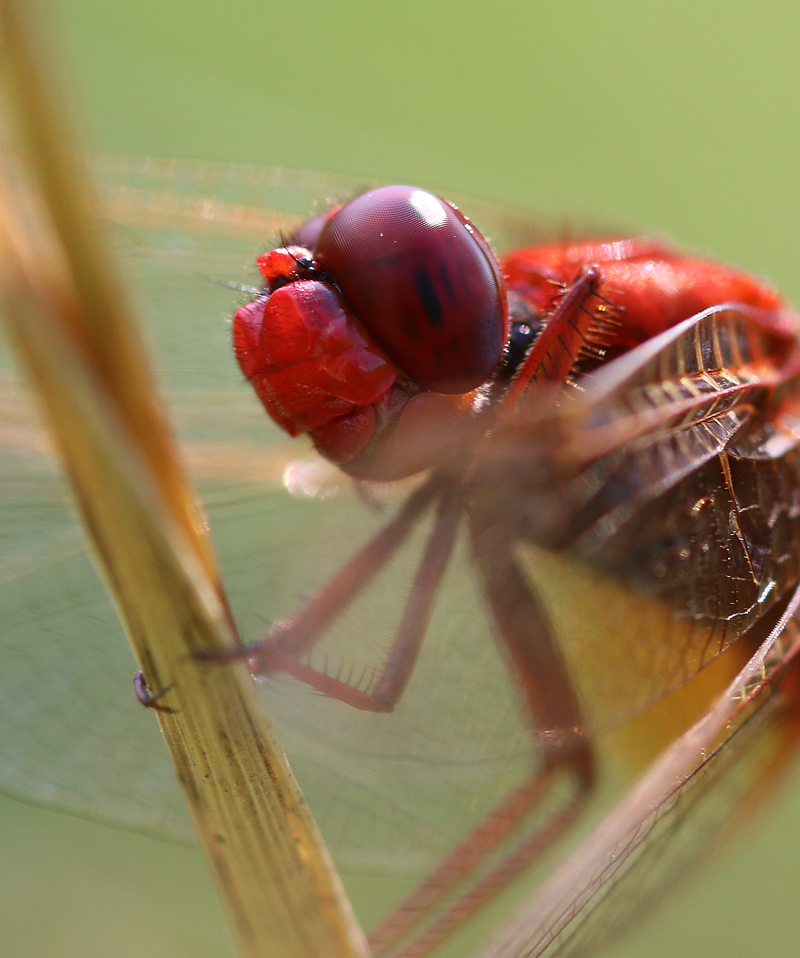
[314,185,508,394]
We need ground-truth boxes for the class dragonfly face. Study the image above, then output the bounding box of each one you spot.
[3,156,800,958]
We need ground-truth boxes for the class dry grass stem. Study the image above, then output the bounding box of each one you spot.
[0,2,367,956]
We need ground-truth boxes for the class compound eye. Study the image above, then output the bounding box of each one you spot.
[314,185,508,394]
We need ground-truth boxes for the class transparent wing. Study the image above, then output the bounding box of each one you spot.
[479,590,800,958]
[5,155,799,955]
[0,155,555,877]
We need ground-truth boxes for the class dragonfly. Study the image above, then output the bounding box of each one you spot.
[2,154,800,958]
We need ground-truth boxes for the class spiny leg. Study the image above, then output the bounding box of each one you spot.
[201,471,441,670]
[380,774,590,958]
[366,758,589,958]
[369,486,463,708]
[463,266,611,481]
[502,265,606,409]
[235,479,463,712]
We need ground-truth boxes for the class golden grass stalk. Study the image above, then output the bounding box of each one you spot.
[0,3,367,956]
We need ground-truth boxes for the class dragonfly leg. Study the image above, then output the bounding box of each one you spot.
[133,668,175,713]
[245,485,463,712]
[200,472,463,712]
[501,265,606,411]
[198,471,440,663]
[367,756,591,958]
[366,527,595,957]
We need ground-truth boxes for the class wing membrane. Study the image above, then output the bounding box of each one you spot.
[480,589,800,958]
[494,306,800,733]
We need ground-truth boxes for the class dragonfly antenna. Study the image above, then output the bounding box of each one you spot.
[195,273,263,295]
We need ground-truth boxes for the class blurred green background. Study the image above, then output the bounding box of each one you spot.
[3,0,800,956]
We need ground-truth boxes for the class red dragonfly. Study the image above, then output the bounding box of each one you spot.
[218,183,800,956]
[3,157,800,958]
